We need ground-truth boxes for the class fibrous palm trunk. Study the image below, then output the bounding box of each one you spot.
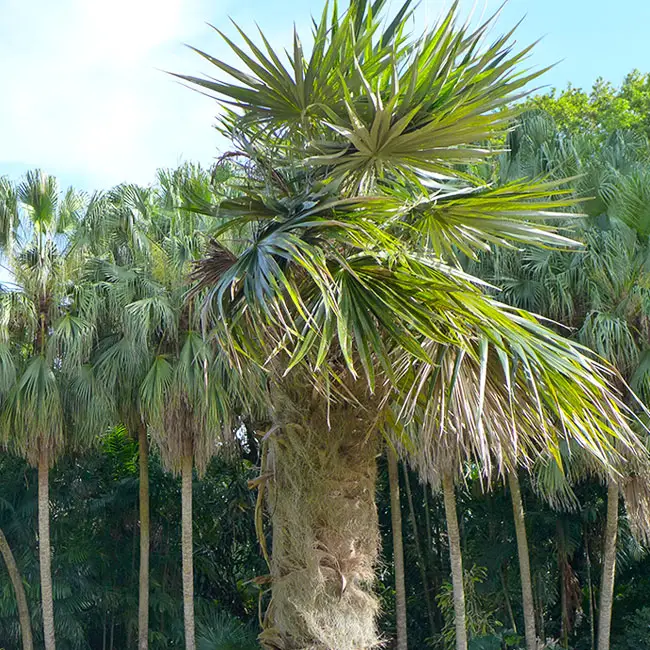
[261,395,380,650]
[181,453,196,650]
[597,481,619,650]
[508,472,537,650]
[387,448,407,650]
[441,472,467,650]
[38,447,56,650]
[0,527,34,650]
[138,425,150,650]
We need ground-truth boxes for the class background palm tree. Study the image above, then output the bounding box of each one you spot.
[0,171,109,650]
[508,471,536,650]
[94,164,239,650]
[441,471,467,650]
[89,182,158,650]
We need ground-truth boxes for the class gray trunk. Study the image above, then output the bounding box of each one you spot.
[263,398,380,650]
[0,527,34,650]
[181,454,196,650]
[597,481,619,650]
[38,448,56,650]
[138,425,150,650]
[508,472,537,650]
[442,472,467,650]
[387,448,407,650]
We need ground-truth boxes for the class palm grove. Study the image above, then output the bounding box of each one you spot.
[2,3,650,650]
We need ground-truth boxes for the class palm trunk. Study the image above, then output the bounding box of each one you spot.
[138,425,150,650]
[441,472,467,650]
[586,535,595,650]
[508,472,537,650]
[403,465,437,638]
[0,527,34,650]
[264,399,380,650]
[181,453,196,650]
[597,481,619,650]
[38,447,56,650]
[387,448,407,650]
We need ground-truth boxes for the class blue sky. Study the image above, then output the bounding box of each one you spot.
[0,0,648,192]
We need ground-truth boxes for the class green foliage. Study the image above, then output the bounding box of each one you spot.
[0,428,264,649]
[611,607,650,650]
[184,0,643,498]
[196,609,258,650]
[436,566,499,649]
[0,170,110,465]
[526,71,650,139]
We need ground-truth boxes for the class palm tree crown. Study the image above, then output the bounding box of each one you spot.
[183,1,641,471]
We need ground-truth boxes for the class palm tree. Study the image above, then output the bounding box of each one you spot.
[181,4,645,648]
[597,482,619,650]
[0,171,109,650]
[400,335,607,650]
[0,526,33,650]
[139,302,229,650]
[87,182,157,650]
[96,165,237,650]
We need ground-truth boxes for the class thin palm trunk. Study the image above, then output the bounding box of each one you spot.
[138,425,150,650]
[508,472,537,650]
[403,465,436,637]
[387,448,407,650]
[181,453,196,650]
[38,447,56,650]
[597,481,619,650]
[0,527,34,650]
[423,488,433,557]
[586,535,595,650]
[441,471,467,650]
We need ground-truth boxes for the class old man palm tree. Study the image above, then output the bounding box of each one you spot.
[181,3,644,649]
